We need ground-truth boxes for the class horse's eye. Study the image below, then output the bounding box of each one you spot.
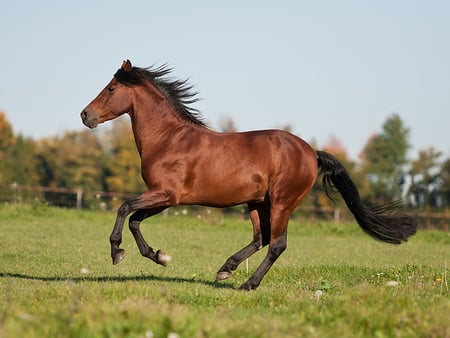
[108,86,114,92]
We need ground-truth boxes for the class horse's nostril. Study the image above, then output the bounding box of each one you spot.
[81,111,87,120]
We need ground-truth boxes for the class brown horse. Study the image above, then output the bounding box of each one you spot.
[81,60,416,290]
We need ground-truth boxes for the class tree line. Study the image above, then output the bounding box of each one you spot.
[1,111,449,210]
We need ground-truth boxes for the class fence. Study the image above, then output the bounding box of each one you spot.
[1,183,449,230]
[1,183,135,210]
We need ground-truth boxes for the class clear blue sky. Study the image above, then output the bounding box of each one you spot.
[1,1,449,160]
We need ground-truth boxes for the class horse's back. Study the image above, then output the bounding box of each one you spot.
[238,129,318,176]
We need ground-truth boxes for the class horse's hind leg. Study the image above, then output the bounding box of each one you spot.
[239,206,290,291]
[215,201,270,281]
[129,207,172,266]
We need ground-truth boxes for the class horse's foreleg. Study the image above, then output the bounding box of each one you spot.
[215,202,270,281]
[109,190,175,265]
[129,207,172,266]
[110,202,131,265]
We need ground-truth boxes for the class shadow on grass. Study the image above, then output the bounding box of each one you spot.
[0,272,236,289]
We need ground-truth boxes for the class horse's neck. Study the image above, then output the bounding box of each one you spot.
[129,92,185,157]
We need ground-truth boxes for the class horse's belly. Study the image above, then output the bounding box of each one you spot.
[180,174,267,207]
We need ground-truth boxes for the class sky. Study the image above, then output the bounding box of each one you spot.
[1,0,449,160]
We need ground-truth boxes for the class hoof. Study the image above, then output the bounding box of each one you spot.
[215,271,232,282]
[239,281,258,291]
[112,249,125,265]
[157,250,172,266]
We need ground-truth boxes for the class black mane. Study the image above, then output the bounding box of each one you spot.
[114,65,205,126]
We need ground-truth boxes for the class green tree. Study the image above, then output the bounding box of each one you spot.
[440,158,450,207]
[407,147,443,208]
[36,130,105,207]
[37,130,104,190]
[7,135,40,185]
[359,113,411,204]
[0,112,16,183]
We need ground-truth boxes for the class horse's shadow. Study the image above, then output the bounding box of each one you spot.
[0,272,236,289]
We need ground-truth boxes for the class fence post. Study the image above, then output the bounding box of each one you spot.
[334,208,340,222]
[76,189,83,209]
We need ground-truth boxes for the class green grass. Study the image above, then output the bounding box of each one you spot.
[0,203,448,338]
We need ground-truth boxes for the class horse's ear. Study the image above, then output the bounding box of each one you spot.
[121,59,132,71]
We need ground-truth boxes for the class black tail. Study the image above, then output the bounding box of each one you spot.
[316,151,417,244]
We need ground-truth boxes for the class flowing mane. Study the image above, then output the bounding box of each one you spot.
[114,65,205,126]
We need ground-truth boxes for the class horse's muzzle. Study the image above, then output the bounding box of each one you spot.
[80,109,98,129]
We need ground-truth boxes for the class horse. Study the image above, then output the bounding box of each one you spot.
[80,60,416,290]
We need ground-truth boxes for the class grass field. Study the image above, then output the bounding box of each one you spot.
[0,203,448,338]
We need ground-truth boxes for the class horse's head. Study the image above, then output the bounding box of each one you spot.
[81,60,135,128]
